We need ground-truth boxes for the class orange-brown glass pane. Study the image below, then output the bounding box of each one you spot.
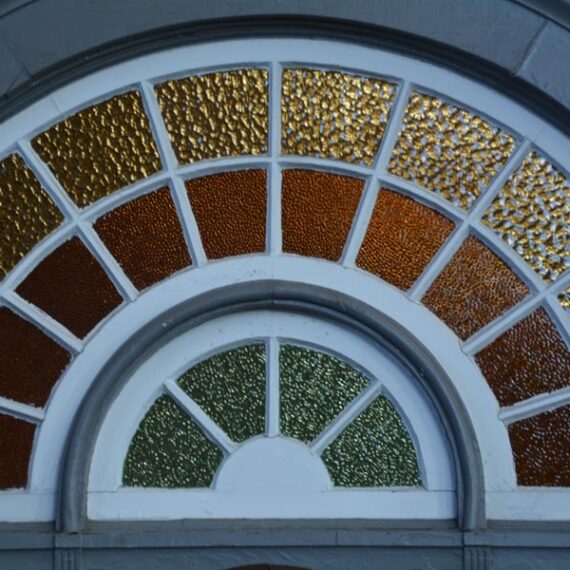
[282,170,363,261]
[186,170,267,260]
[0,307,70,406]
[95,188,192,290]
[0,413,35,489]
[422,236,529,340]
[17,237,123,339]
[356,189,454,290]
[476,308,570,406]
[509,404,570,486]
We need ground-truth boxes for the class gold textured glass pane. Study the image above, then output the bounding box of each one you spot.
[178,345,266,443]
[32,91,161,208]
[389,91,515,209]
[156,69,268,164]
[0,154,63,279]
[484,152,570,282]
[559,286,570,312]
[282,68,396,165]
[123,395,223,488]
[322,396,421,487]
[280,344,369,443]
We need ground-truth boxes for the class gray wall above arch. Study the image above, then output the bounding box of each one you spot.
[1,0,570,133]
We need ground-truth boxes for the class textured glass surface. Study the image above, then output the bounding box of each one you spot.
[423,235,529,340]
[0,307,70,407]
[186,170,267,259]
[322,396,421,487]
[559,287,570,312]
[156,69,268,164]
[95,188,191,290]
[389,91,515,210]
[282,68,396,165]
[280,344,369,443]
[0,153,63,279]
[282,170,363,261]
[178,345,266,443]
[123,395,223,488]
[476,308,570,406]
[484,152,570,282]
[509,404,570,486]
[32,91,161,208]
[356,189,454,290]
[0,413,35,490]
[17,236,123,338]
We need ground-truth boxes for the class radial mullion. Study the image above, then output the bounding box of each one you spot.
[17,140,139,302]
[499,385,570,425]
[16,140,79,222]
[76,221,138,302]
[139,81,179,170]
[139,80,208,267]
[309,381,382,455]
[169,175,208,267]
[266,337,280,436]
[268,62,283,254]
[409,140,532,301]
[164,379,235,455]
[342,81,411,266]
[1,290,83,353]
[0,396,45,423]
[463,266,570,355]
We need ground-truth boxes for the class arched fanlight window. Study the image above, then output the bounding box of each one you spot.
[90,311,452,520]
[0,40,569,529]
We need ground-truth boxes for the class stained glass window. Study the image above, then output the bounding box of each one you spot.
[123,342,421,489]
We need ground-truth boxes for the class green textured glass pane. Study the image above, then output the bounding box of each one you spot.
[123,395,223,488]
[178,344,266,442]
[321,396,421,487]
[280,344,369,443]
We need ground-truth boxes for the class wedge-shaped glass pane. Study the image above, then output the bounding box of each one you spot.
[178,344,266,443]
[280,344,369,443]
[322,396,421,487]
[123,395,223,488]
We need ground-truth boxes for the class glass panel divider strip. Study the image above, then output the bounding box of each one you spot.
[164,379,235,455]
[408,140,533,301]
[139,80,208,267]
[16,141,139,301]
[341,81,411,267]
[309,381,382,455]
[1,290,83,353]
[0,395,45,423]
[499,384,570,425]
[266,337,280,436]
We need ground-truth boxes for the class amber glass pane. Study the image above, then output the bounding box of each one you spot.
[186,170,267,260]
[0,413,35,489]
[17,237,123,338]
[32,91,161,208]
[356,189,454,290]
[423,236,529,340]
[509,404,570,486]
[95,188,192,290]
[0,307,70,406]
[0,154,63,279]
[282,170,363,261]
[476,308,570,406]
